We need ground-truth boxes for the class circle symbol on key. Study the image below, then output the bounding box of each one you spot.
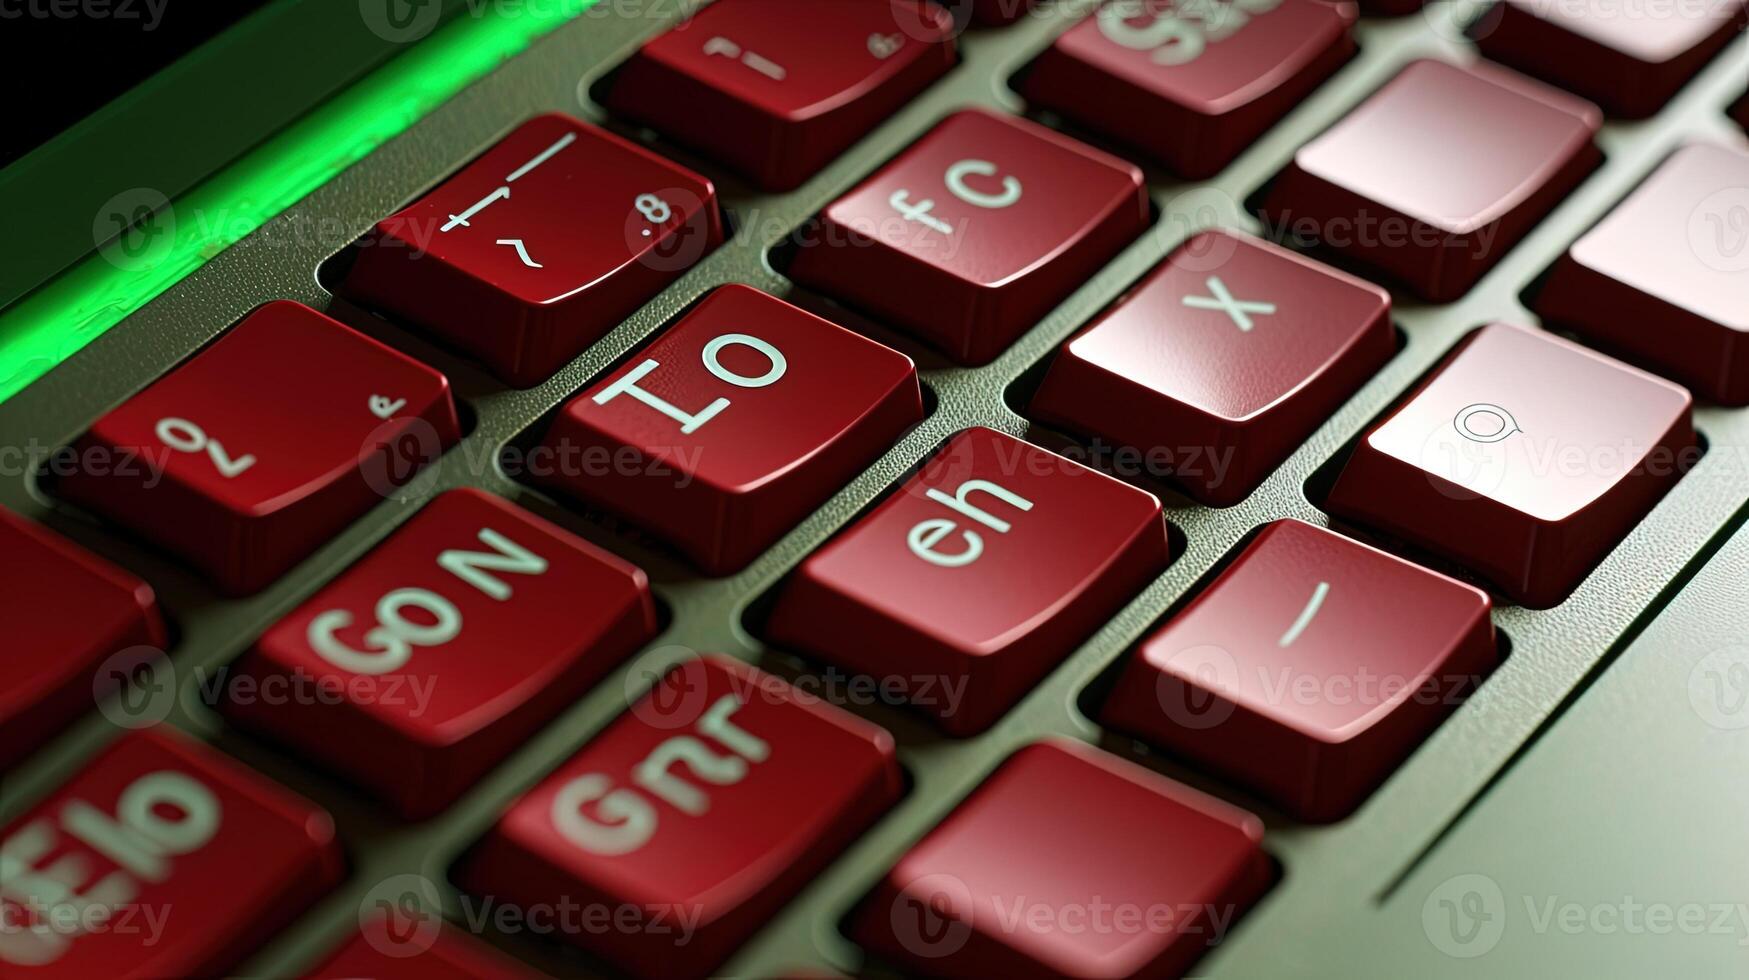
[1452,403,1520,444]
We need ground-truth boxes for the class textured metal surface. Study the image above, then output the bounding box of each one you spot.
[1,2,1747,976]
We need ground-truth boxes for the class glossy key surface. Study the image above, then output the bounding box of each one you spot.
[1019,0,1357,177]
[1103,519,1495,821]
[767,427,1169,734]
[1031,230,1393,505]
[56,300,460,595]
[853,739,1270,979]
[224,489,657,818]
[1536,142,1749,404]
[1260,59,1602,301]
[789,108,1149,364]
[537,285,923,574]
[1326,322,1695,607]
[606,0,957,190]
[0,729,344,978]
[459,656,902,980]
[0,507,166,771]
[1476,0,1747,117]
[342,113,722,386]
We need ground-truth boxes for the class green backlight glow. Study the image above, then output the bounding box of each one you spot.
[0,2,595,405]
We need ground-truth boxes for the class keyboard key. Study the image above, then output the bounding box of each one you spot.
[852,739,1269,979]
[971,0,1039,24]
[1358,0,1421,12]
[57,301,460,595]
[1260,59,1601,301]
[606,0,956,190]
[536,285,923,574]
[1018,0,1357,178]
[459,656,901,980]
[306,919,538,979]
[0,729,344,977]
[342,113,723,386]
[1476,0,1747,117]
[1734,89,1749,130]
[0,508,166,771]
[1326,322,1695,607]
[768,427,1168,734]
[223,489,657,818]
[789,108,1149,364]
[1102,520,1495,821]
[1030,230,1393,506]
[1535,142,1749,405]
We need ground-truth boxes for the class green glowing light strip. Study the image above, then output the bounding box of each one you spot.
[0,3,594,406]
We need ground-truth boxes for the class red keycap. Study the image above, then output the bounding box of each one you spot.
[1030,230,1393,506]
[1019,0,1357,178]
[853,739,1269,979]
[57,301,460,595]
[0,508,166,771]
[459,656,902,980]
[536,285,923,574]
[606,0,956,190]
[1327,323,1695,607]
[342,113,722,386]
[305,919,538,979]
[1477,0,1747,117]
[970,0,1039,24]
[1535,142,1749,405]
[223,489,656,818]
[1358,0,1421,12]
[789,108,1149,364]
[767,427,1169,735]
[1260,59,1601,301]
[1102,520,1495,821]
[0,729,344,978]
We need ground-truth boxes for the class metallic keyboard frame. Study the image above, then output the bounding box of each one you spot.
[2,2,1747,975]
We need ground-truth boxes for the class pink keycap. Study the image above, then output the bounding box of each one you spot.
[56,301,460,595]
[606,0,957,189]
[1030,230,1393,505]
[459,656,902,980]
[343,114,722,386]
[0,729,344,978]
[224,489,657,818]
[1019,0,1357,177]
[768,427,1168,734]
[1260,59,1601,301]
[853,739,1270,979]
[1536,142,1749,404]
[0,507,166,771]
[1477,0,1747,117]
[536,285,923,574]
[305,919,539,979]
[1326,323,1696,607]
[789,108,1149,364]
[1102,520,1495,821]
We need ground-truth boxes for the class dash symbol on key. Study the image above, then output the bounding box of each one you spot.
[496,238,544,269]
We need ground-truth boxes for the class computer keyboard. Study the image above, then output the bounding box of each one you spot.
[1,0,1747,976]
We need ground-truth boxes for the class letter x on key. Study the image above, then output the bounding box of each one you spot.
[1183,276,1276,332]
